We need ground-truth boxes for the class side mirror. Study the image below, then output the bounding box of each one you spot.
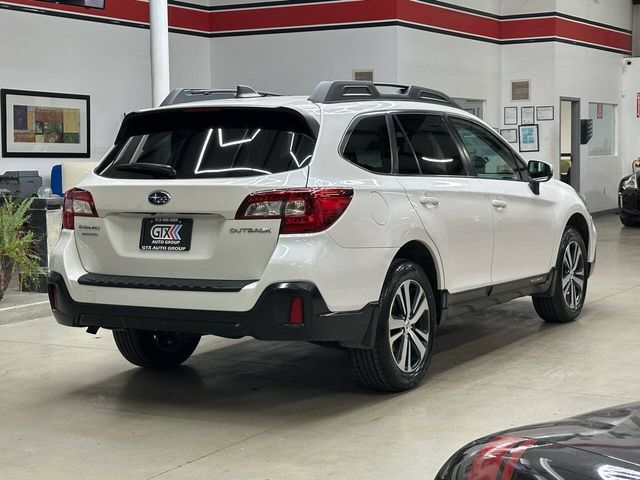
[528,160,553,195]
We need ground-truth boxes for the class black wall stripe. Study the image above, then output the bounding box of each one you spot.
[0,2,150,30]
[414,0,631,34]
[168,0,342,12]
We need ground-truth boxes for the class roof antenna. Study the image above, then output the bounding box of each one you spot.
[236,85,261,98]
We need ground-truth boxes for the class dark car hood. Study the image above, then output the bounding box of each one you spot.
[498,402,640,467]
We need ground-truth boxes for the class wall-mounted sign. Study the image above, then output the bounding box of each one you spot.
[518,124,539,153]
[536,106,554,121]
[500,128,518,144]
[596,103,604,119]
[521,106,535,125]
[504,107,518,125]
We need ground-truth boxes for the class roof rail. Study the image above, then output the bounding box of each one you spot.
[308,81,461,109]
[161,86,281,106]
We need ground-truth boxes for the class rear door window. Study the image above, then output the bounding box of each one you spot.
[98,108,316,179]
[394,114,466,176]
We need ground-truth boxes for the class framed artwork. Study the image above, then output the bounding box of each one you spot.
[504,107,518,125]
[536,106,554,121]
[500,128,518,144]
[1,89,90,158]
[519,124,539,152]
[521,106,535,125]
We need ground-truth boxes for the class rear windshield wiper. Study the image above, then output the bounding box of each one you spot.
[115,163,177,178]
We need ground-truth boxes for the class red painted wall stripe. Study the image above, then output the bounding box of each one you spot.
[399,0,501,40]
[209,0,395,33]
[0,0,632,53]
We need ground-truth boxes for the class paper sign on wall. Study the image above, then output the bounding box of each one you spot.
[597,103,604,119]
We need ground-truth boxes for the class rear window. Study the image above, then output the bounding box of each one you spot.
[98,108,317,179]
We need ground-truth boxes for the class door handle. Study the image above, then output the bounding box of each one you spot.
[492,199,508,210]
[419,196,440,207]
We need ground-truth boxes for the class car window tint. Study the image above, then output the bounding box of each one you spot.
[98,108,316,179]
[343,115,392,174]
[394,118,421,175]
[396,114,465,176]
[450,118,523,180]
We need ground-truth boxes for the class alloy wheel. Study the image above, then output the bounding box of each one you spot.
[562,240,585,309]
[388,280,430,373]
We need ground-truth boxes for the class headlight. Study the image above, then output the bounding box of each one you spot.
[623,175,638,190]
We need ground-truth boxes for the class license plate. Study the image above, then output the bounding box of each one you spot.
[139,217,193,252]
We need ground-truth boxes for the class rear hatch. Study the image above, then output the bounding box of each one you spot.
[72,106,318,281]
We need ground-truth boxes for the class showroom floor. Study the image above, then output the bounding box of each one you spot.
[1,213,638,480]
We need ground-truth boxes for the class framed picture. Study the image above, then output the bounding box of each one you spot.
[521,106,535,125]
[536,106,554,121]
[519,124,539,152]
[504,107,518,125]
[1,89,90,158]
[500,128,518,144]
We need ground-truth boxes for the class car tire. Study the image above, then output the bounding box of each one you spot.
[113,329,200,369]
[620,214,639,227]
[532,227,587,323]
[349,260,436,392]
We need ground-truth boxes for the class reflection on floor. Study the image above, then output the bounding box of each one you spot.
[0,214,638,480]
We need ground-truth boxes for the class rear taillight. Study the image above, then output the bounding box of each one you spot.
[235,188,353,234]
[63,188,97,230]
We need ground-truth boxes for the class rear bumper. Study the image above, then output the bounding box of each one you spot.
[48,272,379,348]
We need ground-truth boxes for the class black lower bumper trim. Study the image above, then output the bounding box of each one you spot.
[49,272,380,348]
[78,273,255,292]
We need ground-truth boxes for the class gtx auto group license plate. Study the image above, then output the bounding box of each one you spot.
[140,218,193,251]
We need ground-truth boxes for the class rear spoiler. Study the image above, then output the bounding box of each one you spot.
[160,86,281,106]
[113,106,320,146]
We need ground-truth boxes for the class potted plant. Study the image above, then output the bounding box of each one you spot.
[0,197,45,300]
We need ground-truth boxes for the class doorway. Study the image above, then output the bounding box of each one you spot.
[559,98,581,190]
[453,98,485,120]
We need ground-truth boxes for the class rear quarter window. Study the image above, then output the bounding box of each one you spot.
[341,115,392,174]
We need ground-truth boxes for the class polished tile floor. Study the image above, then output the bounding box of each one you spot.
[1,214,638,480]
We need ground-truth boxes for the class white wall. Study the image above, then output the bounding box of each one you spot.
[500,0,556,15]
[210,27,399,94]
[556,0,633,30]
[500,43,558,168]
[0,10,210,183]
[556,43,625,212]
[397,28,501,127]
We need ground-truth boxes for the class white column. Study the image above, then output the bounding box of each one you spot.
[150,0,170,107]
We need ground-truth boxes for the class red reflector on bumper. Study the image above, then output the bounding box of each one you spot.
[289,297,304,325]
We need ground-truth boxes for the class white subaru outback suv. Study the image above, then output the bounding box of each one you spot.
[49,81,597,392]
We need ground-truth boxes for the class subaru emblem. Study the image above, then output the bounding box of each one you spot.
[148,191,171,206]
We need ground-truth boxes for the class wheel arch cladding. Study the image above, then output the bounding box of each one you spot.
[394,241,439,290]
[566,213,590,253]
